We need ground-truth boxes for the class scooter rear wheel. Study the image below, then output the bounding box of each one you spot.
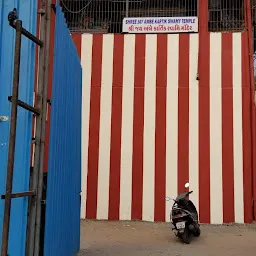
[181,226,191,244]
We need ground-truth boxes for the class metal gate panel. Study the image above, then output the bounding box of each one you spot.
[43,6,82,256]
[0,1,37,255]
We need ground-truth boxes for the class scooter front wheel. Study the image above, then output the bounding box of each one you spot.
[193,222,201,237]
[194,228,201,237]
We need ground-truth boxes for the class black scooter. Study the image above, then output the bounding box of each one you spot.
[165,183,200,244]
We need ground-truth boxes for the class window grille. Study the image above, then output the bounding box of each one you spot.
[208,0,245,32]
[60,0,248,34]
[252,0,256,51]
[60,0,198,34]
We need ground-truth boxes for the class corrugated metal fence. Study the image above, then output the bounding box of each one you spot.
[43,6,82,256]
[0,1,37,255]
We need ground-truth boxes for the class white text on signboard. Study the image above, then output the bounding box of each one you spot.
[122,17,198,33]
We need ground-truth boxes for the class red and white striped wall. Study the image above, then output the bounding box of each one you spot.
[72,32,255,224]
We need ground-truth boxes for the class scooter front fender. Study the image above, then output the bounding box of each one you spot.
[177,228,185,235]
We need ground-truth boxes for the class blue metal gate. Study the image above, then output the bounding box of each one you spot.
[0,1,37,255]
[43,6,82,256]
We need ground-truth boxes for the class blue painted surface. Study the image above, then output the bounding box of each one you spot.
[44,6,82,256]
[0,1,37,255]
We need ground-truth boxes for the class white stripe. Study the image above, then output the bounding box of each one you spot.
[120,35,135,220]
[97,35,114,220]
[189,34,199,212]
[232,33,244,223]
[81,34,93,219]
[165,34,179,222]
[210,33,223,224]
[143,34,157,221]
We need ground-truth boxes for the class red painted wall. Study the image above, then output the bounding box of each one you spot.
[41,0,256,221]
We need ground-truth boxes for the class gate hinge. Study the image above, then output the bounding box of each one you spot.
[0,116,9,122]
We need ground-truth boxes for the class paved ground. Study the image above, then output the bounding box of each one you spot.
[79,220,256,256]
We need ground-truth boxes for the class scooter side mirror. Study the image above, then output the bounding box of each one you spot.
[185,182,189,188]
[165,196,175,202]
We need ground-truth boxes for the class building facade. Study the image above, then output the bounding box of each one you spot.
[64,0,256,224]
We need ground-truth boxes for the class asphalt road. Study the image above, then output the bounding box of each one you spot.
[79,220,256,256]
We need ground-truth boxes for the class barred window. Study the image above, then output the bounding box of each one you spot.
[208,0,245,32]
[60,0,198,34]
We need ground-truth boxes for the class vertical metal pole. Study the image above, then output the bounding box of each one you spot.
[126,0,129,17]
[34,0,52,254]
[1,20,22,256]
[26,1,46,255]
[244,0,256,220]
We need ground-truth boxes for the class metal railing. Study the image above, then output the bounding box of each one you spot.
[60,0,198,33]
[252,0,256,22]
[252,1,256,77]
[60,0,249,34]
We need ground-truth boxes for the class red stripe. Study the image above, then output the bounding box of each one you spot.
[178,34,190,193]
[72,34,82,57]
[31,0,41,166]
[131,35,146,220]
[221,33,235,223]
[198,33,210,223]
[108,35,124,220]
[198,0,211,223]
[154,35,167,222]
[86,35,103,219]
[44,9,57,173]
[242,33,253,223]
[254,110,256,220]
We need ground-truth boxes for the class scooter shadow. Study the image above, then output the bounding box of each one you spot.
[167,233,201,245]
